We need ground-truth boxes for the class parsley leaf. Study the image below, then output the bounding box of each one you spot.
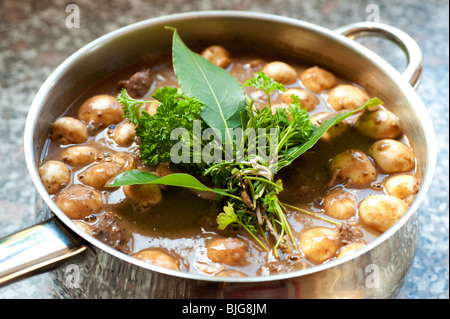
[117,88,145,124]
[217,203,269,251]
[216,202,240,230]
[118,86,205,166]
[243,71,286,107]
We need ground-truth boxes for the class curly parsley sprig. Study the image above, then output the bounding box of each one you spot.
[119,86,206,167]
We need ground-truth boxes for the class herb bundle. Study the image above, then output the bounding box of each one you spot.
[108,28,382,257]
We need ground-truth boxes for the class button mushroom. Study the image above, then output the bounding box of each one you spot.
[78,94,124,126]
[54,185,103,219]
[323,188,357,220]
[201,45,231,69]
[327,84,371,111]
[299,227,340,264]
[206,237,249,266]
[38,160,71,194]
[369,139,415,173]
[300,66,336,93]
[123,182,162,213]
[78,162,122,190]
[355,108,403,139]
[384,174,419,203]
[328,149,378,187]
[358,194,409,232]
[51,117,88,144]
[132,249,180,271]
[61,145,98,166]
[262,61,298,84]
[109,122,136,146]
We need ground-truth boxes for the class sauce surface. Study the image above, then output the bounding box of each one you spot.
[39,48,419,277]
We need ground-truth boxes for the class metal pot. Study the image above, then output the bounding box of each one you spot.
[0,11,435,298]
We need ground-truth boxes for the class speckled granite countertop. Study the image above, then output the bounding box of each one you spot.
[0,0,448,299]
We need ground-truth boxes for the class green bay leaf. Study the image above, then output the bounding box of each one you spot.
[169,28,246,142]
[277,97,383,171]
[106,170,233,198]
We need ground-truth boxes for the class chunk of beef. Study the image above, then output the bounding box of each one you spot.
[117,69,152,98]
[338,222,365,245]
[259,254,311,275]
[91,211,131,254]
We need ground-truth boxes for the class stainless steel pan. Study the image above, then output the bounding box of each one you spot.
[0,11,435,298]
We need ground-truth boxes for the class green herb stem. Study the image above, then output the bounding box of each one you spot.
[281,202,342,226]
[275,200,298,251]
[242,224,270,252]
[242,176,280,190]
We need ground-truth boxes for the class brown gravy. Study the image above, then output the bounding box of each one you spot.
[40,49,417,277]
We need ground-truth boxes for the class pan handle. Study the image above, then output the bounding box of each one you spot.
[0,217,87,287]
[334,22,424,89]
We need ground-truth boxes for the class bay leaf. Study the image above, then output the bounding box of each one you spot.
[277,97,383,171]
[106,170,232,198]
[169,28,246,142]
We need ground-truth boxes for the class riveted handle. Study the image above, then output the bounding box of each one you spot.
[335,22,424,89]
[0,218,87,287]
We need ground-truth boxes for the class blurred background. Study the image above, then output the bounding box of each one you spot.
[0,0,448,299]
